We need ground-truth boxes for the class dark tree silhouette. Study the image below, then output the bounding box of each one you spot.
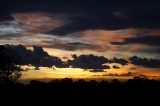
[0,77,160,106]
[0,45,22,83]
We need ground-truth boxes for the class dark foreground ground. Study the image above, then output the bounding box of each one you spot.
[0,77,160,106]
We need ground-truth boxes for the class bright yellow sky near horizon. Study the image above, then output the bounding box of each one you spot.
[17,47,160,81]
[20,63,160,81]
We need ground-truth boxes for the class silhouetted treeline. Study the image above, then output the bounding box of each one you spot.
[0,78,160,106]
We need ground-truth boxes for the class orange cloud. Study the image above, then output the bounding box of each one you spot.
[13,12,68,33]
[72,29,160,54]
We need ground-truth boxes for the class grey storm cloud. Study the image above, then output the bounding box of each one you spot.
[111,36,160,46]
[0,44,160,71]
[1,0,160,35]
[67,54,111,70]
[129,56,160,68]
[42,41,101,51]
[0,45,130,71]
[111,57,129,65]
[67,54,129,70]
[112,65,120,69]
[90,69,106,73]
[0,45,66,68]
[102,72,148,78]
[0,21,26,35]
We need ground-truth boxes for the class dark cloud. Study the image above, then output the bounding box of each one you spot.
[102,72,147,78]
[42,41,101,51]
[111,36,160,46]
[130,67,137,70]
[111,57,128,65]
[1,0,160,35]
[112,65,120,69]
[0,45,66,68]
[67,54,110,69]
[129,56,160,68]
[1,44,160,70]
[103,72,134,77]
[90,69,106,73]
[0,34,22,39]
[67,54,130,70]
[1,45,129,70]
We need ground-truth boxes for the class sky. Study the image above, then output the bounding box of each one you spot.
[0,0,160,81]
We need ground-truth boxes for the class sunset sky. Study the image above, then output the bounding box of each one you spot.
[0,0,160,81]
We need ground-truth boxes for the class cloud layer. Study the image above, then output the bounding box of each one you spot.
[0,44,160,76]
[1,0,160,35]
[0,0,160,72]
[129,56,160,68]
[111,36,160,46]
[67,54,110,69]
[0,45,66,68]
